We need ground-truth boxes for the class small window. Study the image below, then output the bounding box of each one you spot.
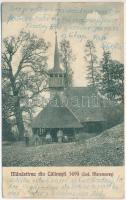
[59,74,62,77]
[50,74,53,77]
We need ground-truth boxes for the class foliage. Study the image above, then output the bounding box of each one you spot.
[2,31,50,139]
[98,50,124,102]
[85,40,98,86]
[103,103,124,129]
[60,39,75,87]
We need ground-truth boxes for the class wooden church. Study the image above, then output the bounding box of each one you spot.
[32,32,106,142]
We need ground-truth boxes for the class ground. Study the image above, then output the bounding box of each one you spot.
[2,123,124,166]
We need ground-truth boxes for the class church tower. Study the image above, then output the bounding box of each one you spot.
[48,32,66,92]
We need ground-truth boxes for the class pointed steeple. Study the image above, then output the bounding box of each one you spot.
[48,32,66,90]
[49,31,64,74]
[54,31,60,71]
[52,31,63,73]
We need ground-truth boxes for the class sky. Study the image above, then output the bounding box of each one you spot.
[2,2,124,86]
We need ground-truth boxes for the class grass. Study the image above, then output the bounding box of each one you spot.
[2,123,124,166]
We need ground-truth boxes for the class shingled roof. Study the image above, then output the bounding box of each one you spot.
[32,94,82,129]
[64,87,106,122]
[32,86,106,129]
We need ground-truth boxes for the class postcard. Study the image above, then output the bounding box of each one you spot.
[2,1,124,199]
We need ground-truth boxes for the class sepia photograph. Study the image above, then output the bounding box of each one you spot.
[2,2,124,167]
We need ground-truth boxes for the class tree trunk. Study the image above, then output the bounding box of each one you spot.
[9,65,25,140]
[89,47,95,86]
[14,99,25,140]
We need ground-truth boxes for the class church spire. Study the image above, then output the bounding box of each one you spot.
[53,31,61,72]
[48,31,66,91]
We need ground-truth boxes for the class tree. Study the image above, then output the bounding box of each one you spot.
[60,39,74,87]
[2,31,49,140]
[98,49,124,102]
[2,118,14,141]
[85,40,98,86]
